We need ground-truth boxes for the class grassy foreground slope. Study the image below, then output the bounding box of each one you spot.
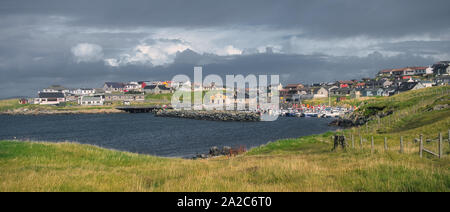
[0,86,449,191]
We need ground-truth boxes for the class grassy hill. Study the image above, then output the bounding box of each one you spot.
[0,86,449,191]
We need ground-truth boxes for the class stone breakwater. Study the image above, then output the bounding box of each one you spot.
[155,110,261,122]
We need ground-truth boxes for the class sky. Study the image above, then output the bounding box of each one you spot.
[0,0,450,98]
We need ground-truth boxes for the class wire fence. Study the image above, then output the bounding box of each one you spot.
[331,130,450,159]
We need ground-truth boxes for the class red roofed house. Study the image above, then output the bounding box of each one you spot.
[356,82,366,88]
[339,80,355,88]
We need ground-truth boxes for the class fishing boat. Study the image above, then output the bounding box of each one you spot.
[285,112,297,117]
[304,112,318,118]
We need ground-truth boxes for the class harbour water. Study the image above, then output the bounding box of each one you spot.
[0,114,338,158]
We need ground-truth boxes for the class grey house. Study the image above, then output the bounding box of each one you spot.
[144,85,172,94]
[103,82,125,93]
[362,88,384,97]
[78,96,104,106]
[35,92,65,105]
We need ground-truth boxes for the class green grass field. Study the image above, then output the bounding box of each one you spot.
[0,86,449,191]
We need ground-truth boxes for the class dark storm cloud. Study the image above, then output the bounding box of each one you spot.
[2,0,450,38]
[376,40,450,56]
[0,48,435,98]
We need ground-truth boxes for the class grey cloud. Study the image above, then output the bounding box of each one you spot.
[2,0,450,38]
[0,48,436,99]
[375,41,450,57]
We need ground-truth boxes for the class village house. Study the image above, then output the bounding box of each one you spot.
[64,94,79,102]
[284,83,304,91]
[203,82,226,91]
[378,68,407,77]
[94,88,105,94]
[78,95,104,106]
[403,67,428,76]
[34,92,65,105]
[421,81,435,88]
[312,87,328,99]
[191,82,203,91]
[350,89,362,99]
[144,85,172,94]
[137,81,150,88]
[285,87,312,101]
[330,87,351,96]
[379,66,431,78]
[171,81,192,91]
[279,88,290,103]
[355,82,365,88]
[235,93,257,109]
[271,83,283,92]
[396,82,426,94]
[18,98,29,104]
[338,80,355,88]
[71,88,95,96]
[435,75,450,86]
[43,85,69,94]
[425,66,434,75]
[103,82,125,93]
[209,92,233,105]
[364,79,383,88]
[362,88,384,97]
[265,83,283,98]
[378,69,393,77]
[125,82,142,91]
[432,61,450,75]
[104,93,145,102]
[382,80,393,88]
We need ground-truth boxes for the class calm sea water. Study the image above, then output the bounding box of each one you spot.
[0,114,337,158]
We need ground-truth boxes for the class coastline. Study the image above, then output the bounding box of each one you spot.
[0,108,125,115]
[1,86,449,191]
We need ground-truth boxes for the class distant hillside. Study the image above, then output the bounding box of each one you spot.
[331,86,449,136]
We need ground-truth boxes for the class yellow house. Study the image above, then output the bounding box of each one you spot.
[209,92,231,105]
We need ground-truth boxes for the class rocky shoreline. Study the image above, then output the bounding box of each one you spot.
[0,108,124,115]
[155,109,261,122]
[328,103,394,127]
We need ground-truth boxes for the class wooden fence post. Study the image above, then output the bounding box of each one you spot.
[332,135,336,151]
[360,135,363,149]
[400,136,404,153]
[384,137,388,150]
[371,136,374,153]
[439,133,442,159]
[344,135,347,147]
[352,134,354,148]
[420,134,423,158]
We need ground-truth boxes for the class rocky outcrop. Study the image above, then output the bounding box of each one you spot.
[329,106,393,128]
[155,110,261,122]
[432,104,448,111]
[193,146,238,159]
